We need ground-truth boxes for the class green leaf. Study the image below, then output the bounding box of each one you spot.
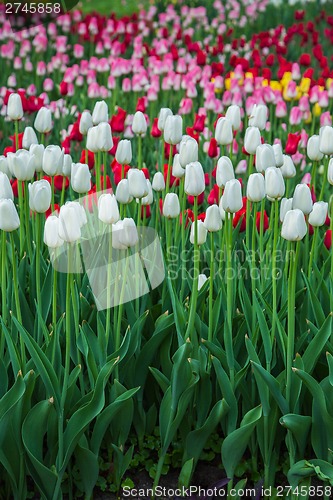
[222,405,262,479]
[302,314,332,374]
[61,357,118,472]
[251,362,288,415]
[288,459,333,488]
[22,399,58,499]
[178,459,194,489]
[280,414,312,457]
[12,317,61,410]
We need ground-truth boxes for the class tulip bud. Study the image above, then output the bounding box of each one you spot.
[190,220,207,245]
[79,111,93,135]
[244,127,261,155]
[249,104,268,130]
[29,144,45,172]
[98,193,120,224]
[247,173,265,202]
[328,158,333,185]
[71,163,91,193]
[255,144,275,173]
[319,126,333,155]
[22,127,38,149]
[216,156,235,188]
[7,93,24,121]
[292,183,313,214]
[158,108,173,132]
[116,139,132,165]
[308,201,328,227]
[163,193,180,218]
[184,161,205,196]
[113,218,138,249]
[198,274,208,290]
[172,153,185,178]
[58,203,82,243]
[307,135,324,161]
[0,199,20,231]
[132,111,147,135]
[265,167,285,200]
[141,180,153,206]
[273,143,284,167]
[204,204,222,232]
[280,197,293,222]
[43,145,64,176]
[222,179,243,213]
[97,122,113,152]
[12,149,36,180]
[215,117,233,146]
[280,155,296,179]
[116,179,132,204]
[63,154,72,176]
[179,135,198,167]
[281,209,307,241]
[225,105,241,131]
[34,107,52,133]
[0,156,11,178]
[164,115,183,145]
[152,172,165,192]
[44,215,64,248]
[0,172,13,200]
[92,100,108,125]
[128,168,149,198]
[28,179,51,213]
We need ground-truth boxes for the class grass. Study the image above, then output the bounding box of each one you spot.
[78,0,141,15]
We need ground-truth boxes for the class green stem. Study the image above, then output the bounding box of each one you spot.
[60,176,66,206]
[105,230,113,350]
[286,241,300,407]
[271,200,279,344]
[10,233,24,370]
[14,120,19,151]
[180,177,186,302]
[251,202,257,342]
[225,212,234,388]
[319,155,329,201]
[259,198,265,290]
[1,232,7,327]
[51,269,58,365]
[165,147,173,195]
[208,231,214,343]
[115,249,129,379]
[138,135,142,170]
[17,181,24,257]
[308,226,318,280]
[185,196,199,342]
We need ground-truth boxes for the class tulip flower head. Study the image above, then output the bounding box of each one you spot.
[29,179,51,213]
[190,220,207,245]
[281,209,307,241]
[44,215,64,248]
[179,135,198,167]
[265,167,285,200]
[98,193,120,224]
[116,139,132,165]
[92,100,108,125]
[203,204,222,232]
[7,93,24,121]
[216,156,235,188]
[222,179,243,213]
[247,173,266,202]
[163,193,180,218]
[71,163,91,193]
[164,115,183,145]
[292,183,313,215]
[157,108,173,132]
[152,172,165,192]
[308,201,328,227]
[34,107,52,134]
[22,127,38,149]
[215,117,233,146]
[132,111,147,136]
[184,161,205,196]
[0,199,20,232]
[128,168,149,199]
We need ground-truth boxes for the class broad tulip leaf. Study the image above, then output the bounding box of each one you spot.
[222,405,262,479]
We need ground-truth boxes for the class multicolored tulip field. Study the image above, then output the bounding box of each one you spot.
[1,0,333,498]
